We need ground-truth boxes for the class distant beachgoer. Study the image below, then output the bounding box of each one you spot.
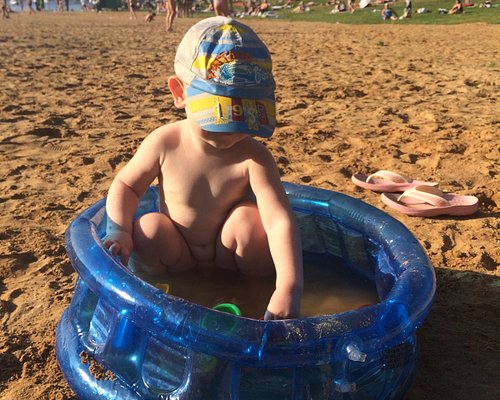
[291,1,305,13]
[403,0,411,17]
[145,11,156,21]
[381,2,398,20]
[213,0,229,15]
[128,0,137,19]
[182,0,194,17]
[156,0,162,14]
[348,0,355,14]
[448,0,463,14]
[90,0,101,11]
[27,0,35,13]
[165,0,176,31]
[176,0,183,17]
[330,0,346,13]
[246,0,260,15]
[1,0,9,18]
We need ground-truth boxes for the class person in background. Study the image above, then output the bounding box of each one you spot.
[448,0,463,14]
[1,0,9,18]
[402,0,411,17]
[165,0,176,31]
[128,0,137,19]
[348,0,355,14]
[213,0,229,15]
[380,2,398,20]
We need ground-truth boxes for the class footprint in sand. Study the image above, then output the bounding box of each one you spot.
[275,155,290,169]
[43,202,72,212]
[339,167,353,179]
[77,191,90,202]
[441,234,456,253]
[7,165,28,177]
[0,228,19,241]
[26,127,62,139]
[82,157,95,165]
[478,252,498,271]
[5,288,24,301]
[2,104,22,112]
[0,347,23,383]
[13,109,38,116]
[11,252,38,270]
[41,116,66,126]
[400,153,419,164]
[108,153,132,170]
[114,111,132,121]
[151,88,167,97]
[126,73,147,79]
[286,101,308,117]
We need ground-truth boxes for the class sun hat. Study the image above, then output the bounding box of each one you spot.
[174,16,276,138]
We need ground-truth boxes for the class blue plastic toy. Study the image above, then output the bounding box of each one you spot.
[56,183,435,399]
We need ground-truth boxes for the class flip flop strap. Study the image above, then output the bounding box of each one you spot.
[366,170,410,184]
[397,185,450,207]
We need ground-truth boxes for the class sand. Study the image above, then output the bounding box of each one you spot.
[0,11,498,400]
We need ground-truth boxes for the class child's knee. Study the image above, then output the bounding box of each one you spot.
[134,212,171,242]
[219,202,273,272]
[133,212,194,271]
[222,202,265,243]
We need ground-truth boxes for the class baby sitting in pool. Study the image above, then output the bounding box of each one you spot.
[103,17,303,320]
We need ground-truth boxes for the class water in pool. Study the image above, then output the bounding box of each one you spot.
[140,253,379,319]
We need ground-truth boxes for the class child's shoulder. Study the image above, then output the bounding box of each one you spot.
[239,136,277,164]
[144,120,187,143]
[138,120,187,154]
[150,120,186,137]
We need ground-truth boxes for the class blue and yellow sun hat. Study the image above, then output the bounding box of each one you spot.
[174,17,276,138]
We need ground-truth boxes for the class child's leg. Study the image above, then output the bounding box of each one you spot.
[131,212,196,275]
[216,201,274,276]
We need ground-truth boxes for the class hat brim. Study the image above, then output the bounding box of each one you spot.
[185,85,276,138]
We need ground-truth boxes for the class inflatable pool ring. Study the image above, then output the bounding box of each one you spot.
[56,183,435,400]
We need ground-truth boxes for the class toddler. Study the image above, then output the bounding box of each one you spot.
[104,17,303,320]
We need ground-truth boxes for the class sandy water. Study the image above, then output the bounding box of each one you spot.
[143,254,379,319]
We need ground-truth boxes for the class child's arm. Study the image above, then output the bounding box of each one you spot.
[249,145,304,319]
[104,129,165,264]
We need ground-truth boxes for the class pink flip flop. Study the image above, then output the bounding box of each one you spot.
[351,170,438,193]
[381,185,479,217]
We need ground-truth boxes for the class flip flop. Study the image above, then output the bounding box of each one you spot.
[381,185,479,217]
[351,170,438,192]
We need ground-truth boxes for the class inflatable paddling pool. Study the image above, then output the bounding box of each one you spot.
[56,183,435,400]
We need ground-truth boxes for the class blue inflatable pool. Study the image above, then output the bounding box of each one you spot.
[56,183,435,400]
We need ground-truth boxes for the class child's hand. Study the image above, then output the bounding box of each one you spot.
[103,231,133,265]
[264,286,302,320]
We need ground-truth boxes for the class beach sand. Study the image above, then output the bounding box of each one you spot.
[0,12,498,400]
